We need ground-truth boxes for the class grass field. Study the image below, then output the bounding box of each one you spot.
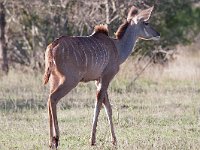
[0,55,200,149]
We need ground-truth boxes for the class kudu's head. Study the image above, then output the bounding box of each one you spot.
[127,6,160,40]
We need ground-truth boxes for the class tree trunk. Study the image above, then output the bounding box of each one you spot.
[0,2,8,74]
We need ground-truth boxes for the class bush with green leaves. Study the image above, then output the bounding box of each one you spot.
[3,0,200,68]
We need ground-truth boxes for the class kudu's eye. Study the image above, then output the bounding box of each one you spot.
[144,22,149,25]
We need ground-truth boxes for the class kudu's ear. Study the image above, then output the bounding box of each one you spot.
[136,6,154,22]
[127,6,138,22]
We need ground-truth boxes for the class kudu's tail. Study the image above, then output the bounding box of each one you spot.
[43,44,54,85]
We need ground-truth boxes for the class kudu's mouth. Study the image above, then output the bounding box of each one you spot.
[151,36,160,41]
[139,36,160,41]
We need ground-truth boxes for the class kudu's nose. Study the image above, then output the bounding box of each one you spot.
[153,31,160,40]
[157,31,160,37]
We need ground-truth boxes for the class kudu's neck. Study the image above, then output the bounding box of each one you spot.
[114,24,138,64]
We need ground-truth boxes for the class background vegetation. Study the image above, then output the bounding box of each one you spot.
[0,0,200,70]
[0,0,200,149]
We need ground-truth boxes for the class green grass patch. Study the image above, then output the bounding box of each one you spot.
[0,69,200,149]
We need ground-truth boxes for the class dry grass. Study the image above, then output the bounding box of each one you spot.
[0,45,200,150]
[125,43,200,82]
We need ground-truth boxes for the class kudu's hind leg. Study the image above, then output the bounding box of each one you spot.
[91,79,106,145]
[91,90,105,145]
[103,92,117,145]
[48,102,53,148]
[48,79,78,148]
[48,76,59,148]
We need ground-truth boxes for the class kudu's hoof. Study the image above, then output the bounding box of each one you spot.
[91,143,96,146]
[112,140,117,146]
[112,137,117,146]
[49,137,59,149]
[90,139,96,146]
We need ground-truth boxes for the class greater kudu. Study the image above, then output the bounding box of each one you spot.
[44,6,160,148]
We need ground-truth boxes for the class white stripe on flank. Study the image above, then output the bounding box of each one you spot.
[85,37,94,68]
[71,39,84,63]
[98,40,109,69]
[101,47,106,70]
[73,50,79,66]
[103,45,108,68]
[63,40,70,58]
[92,37,106,70]
[83,48,88,69]
[79,38,88,69]
[90,37,104,69]
[89,37,99,68]
[62,47,65,60]
[68,40,79,66]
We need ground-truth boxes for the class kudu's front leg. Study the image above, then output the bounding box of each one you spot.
[103,92,117,145]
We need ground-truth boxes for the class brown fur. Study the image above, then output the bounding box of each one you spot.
[44,5,159,148]
[115,21,130,39]
[94,24,109,36]
[44,25,119,148]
